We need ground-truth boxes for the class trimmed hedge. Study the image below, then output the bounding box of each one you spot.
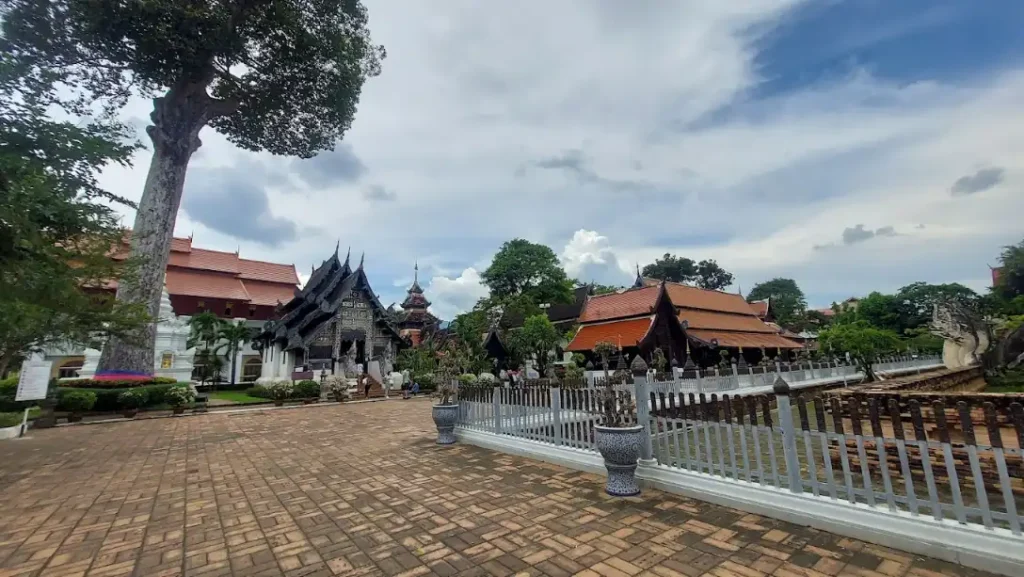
[55,383,185,412]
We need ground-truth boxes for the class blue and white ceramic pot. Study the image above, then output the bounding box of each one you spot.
[432,404,459,445]
[594,424,644,496]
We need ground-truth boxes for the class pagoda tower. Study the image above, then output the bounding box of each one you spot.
[397,263,439,346]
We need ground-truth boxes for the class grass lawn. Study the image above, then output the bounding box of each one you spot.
[208,390,269,405]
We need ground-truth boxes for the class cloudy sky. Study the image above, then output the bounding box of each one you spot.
[98,0,1024,320]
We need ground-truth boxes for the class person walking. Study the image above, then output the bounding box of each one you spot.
[363,376,372,399]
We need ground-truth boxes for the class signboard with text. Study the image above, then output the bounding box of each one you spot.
[16,361,52,402]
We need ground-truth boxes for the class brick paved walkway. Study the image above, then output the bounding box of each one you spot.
[0,399,998,577]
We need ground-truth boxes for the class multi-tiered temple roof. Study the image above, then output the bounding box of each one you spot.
[396,263,440,345]
[260,246,403,351]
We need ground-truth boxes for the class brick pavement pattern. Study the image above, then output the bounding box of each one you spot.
[0,398,999,577]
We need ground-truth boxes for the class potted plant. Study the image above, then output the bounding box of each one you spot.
[267,379,293,406]
[165,386,195,415]
[325,375,350,402]
[117,388,147,418]
[431,347,460,445]
[592,341,643,497]
[61,390,97,423]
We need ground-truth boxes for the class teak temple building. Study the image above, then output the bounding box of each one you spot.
[254,247,406,382]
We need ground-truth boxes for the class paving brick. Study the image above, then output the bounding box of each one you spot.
[0,400,1000,577]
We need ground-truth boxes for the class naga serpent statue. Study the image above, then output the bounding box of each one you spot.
[930,301,991,369]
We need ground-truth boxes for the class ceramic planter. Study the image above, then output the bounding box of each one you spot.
[431,404,459,445]
[594,425,644,497]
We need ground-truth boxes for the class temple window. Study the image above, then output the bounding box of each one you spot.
[57,357,84,379]
[248,306,256,317]
[160,352,173,369]
[197,300,206,311]
[225,302,233,316]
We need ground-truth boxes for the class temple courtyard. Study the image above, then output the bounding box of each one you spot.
[0,400,997,577]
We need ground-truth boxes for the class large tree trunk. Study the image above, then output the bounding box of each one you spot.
[97,81,219,375]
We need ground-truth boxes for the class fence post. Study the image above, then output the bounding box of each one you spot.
[773,377,803,494]
[492,386,501,433]
[731,361,739,389]
[632,372,654,462]
[551,387,562,446]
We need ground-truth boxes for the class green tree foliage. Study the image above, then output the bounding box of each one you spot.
[852,292,903,333]
[642,253,696,283]
[995,239,1024,300]
[589,284,622,295]
[747,278,807,328]
[818,321,902,382]
[395,345,436,376]
[481,239,573,305]
[0,48,149,374]
[694,259,734,291]
[2,0,385,373]
[894,282,979,330]
[217,320,252,385]
[507,314,561,375]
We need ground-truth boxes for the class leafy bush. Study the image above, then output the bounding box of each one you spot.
[117,389,148,409]
[324,375,350,401]
[986,368,1024,392]
[477,373,497,384]
[294,379,321,399]
[267,379,293,401]
[245,385,271,399]
[458,373,478,386]
[164,386,195,408]
[61,390,97,413]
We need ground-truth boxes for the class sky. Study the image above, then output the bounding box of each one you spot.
[97,0,1024,321]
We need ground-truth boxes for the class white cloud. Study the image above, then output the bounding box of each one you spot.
[94,2,1024,314]
[561,230,632,286]
[426,267,489,320]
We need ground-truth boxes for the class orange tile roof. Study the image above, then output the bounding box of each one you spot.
[678,309,776,333]
[165,269,251,301]
[168,247,240,274]
[664,283,755,315]
[748,300,769,318]
[243,280,297,307]
[567,318,654,351]
[687,329,802,349]
[577,286,659,322]
[238,258,299,284]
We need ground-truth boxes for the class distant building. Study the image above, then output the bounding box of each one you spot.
[39,233,298,382]
[567,277,802,368]
[992,266,1003,287]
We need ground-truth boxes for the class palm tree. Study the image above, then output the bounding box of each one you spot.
[216,320,253,385]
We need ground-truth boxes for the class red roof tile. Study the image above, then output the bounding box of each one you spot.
[238,259,299,284]
[578,286,659,322]
[567,318,654,351]
[748,300,769,318]
[664,283,755,315]
[687,329,802,349]
[168,248,240,274]
[164,269,251,301]
[243,280,297,307]
[678,309,776,333]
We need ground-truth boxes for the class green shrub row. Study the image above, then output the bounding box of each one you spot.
[244,380,322,401]
[61,376,178,389]
[0,412,25,428]
[55,383,187,412]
